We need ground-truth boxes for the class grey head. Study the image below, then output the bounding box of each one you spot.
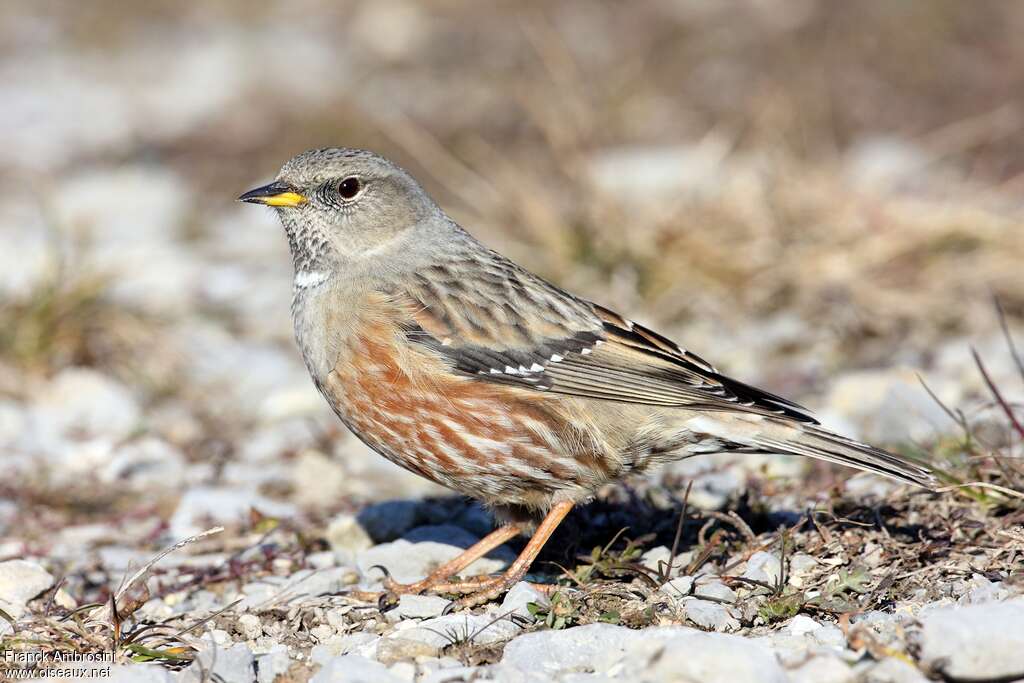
[239,148,452,281]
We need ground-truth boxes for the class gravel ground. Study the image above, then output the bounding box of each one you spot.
[2,3,1024,682]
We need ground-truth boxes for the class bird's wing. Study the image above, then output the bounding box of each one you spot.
[394,253,817,424]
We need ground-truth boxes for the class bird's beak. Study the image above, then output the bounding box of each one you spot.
[238,181,307,207]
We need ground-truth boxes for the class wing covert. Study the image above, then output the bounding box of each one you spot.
[392,253,817,424]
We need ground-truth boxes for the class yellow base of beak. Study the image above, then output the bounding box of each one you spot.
[239,182,308,207]
[260,192,307,207]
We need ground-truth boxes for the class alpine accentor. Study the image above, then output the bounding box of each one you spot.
[240,147,934,607]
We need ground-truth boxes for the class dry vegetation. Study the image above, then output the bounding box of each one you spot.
[1,1,1024,679]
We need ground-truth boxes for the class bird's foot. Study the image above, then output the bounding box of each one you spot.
[346,566,500,610]
[439,574,561,612]
[347,572,559,611]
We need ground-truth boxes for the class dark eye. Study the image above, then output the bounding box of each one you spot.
[337,177,361,199]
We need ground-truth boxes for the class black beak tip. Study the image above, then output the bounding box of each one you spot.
[238,181,292,204]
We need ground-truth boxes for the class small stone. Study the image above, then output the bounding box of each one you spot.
[684,599,741,632]
[376,637,440,664]
[743,551,782,585]
[0,560,54,626]
[812,625,846,650]
[238,614,262,640]
[53,587,77,610]
[623,631,789,683]
[312,654,405,683]
[820,367,958,444]
[168,487,296,539]
[695,580,737,603]
[326,514,374,553]
[33,368,140,441]
[310,624,335,642]
[357,540,505,585]
[789,654,855,683]
[255,644,290,683]
[450,503,494,538]
[403,525,508,558]
[421,665,485,683]
[958,573,1009,605]
[918,602,1024,680]
[101,437,187,489]
[178,643,255,683]
[851,611,903,648]
[398,613,520,649]
[332,632,380,659]
[785,615,822,637]
[640,546,673,572]
[385,594,451,622]
[303,567,365,597]
[500,623,641,676]
[307,551,337,569]
[660,576,695,598]
[210,629,233,647]
[387,661,417,682]
[787,553,819,588]
[861,657,930,683]
[501,581,549,621]
[292,450,347,508]
[356,501,421,542]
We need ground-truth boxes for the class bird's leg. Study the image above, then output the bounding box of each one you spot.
[447,500,574,609]
[376,523,524,596]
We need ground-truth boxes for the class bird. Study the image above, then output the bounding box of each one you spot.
[239,147,935,608]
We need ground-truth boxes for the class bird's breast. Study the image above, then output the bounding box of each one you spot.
[316,309,617,504]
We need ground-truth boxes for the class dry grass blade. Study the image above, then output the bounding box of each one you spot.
[165,599,244,644]
[113,527,224,604]
[661,481,693,584]
[917,373,971,438]
[91,526,225,627]
[972,347,1024,442]
[994,296,1024,384]
[935,482,1024,500]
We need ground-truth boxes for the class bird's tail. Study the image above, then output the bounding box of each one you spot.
[684,414,937,489]
[754,423,936,489]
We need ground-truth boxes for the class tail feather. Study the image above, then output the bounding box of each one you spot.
[683,414,937,489]
[755,424,936,489]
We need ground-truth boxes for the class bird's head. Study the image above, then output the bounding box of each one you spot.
[240,148,443,275]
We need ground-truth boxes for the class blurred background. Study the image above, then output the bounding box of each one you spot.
[2,1,1023,548]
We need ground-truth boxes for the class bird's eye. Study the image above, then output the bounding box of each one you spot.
[336,177,361,200]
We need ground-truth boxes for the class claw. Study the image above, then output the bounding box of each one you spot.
[370,564,405,592]
[377,591,400,612]
[368,564,392,579]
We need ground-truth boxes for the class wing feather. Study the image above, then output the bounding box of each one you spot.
[392,256,817,424]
